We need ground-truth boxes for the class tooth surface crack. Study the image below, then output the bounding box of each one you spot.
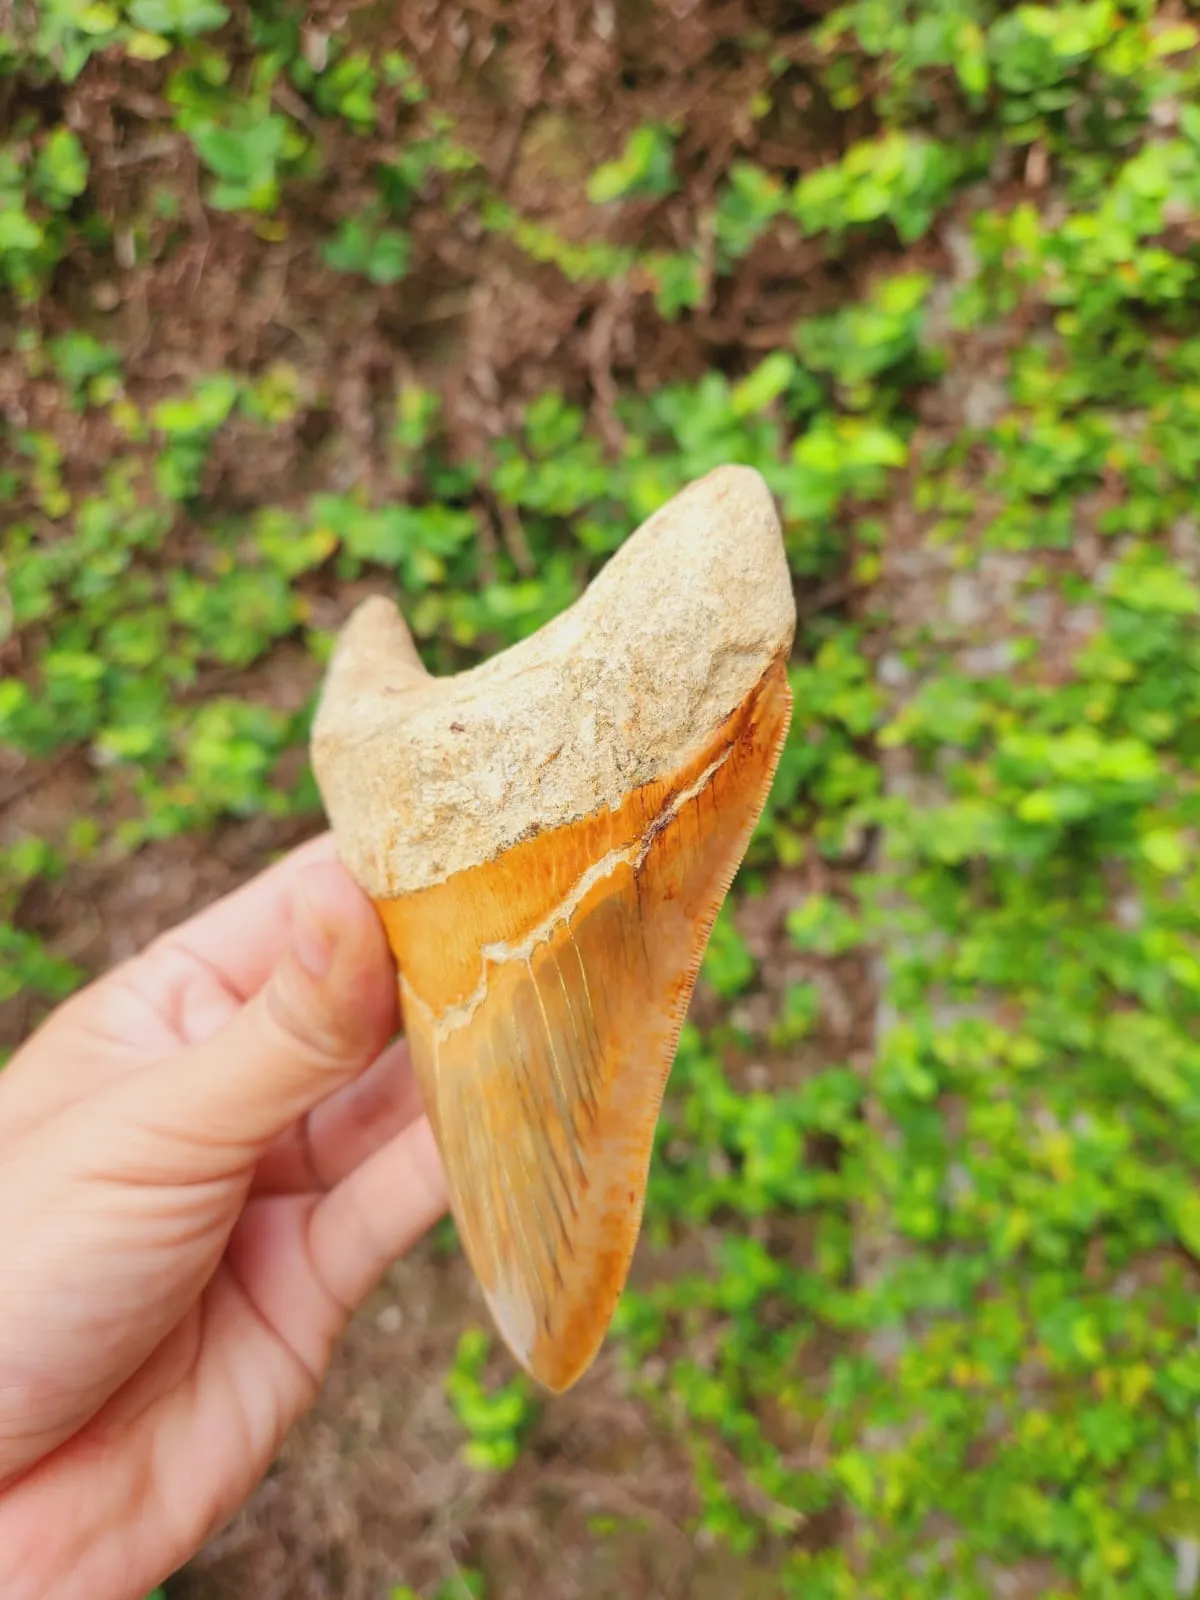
[402,741,735,1042]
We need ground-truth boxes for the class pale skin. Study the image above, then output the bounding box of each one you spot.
[0,834,448,1600]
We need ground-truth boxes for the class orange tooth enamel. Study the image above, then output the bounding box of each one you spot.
[375,656,791,1392]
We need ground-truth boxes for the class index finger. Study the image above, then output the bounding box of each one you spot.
[1,833,358,1137]
[152,830,343,1002]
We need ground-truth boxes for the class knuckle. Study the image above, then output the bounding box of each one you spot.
[261,966,351,1070]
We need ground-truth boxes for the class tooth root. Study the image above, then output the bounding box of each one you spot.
[382,656,792,1393]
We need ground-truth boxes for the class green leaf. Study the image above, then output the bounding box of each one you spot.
[32,128,89,210]
[701,907,756,1000]
[127,0,229,34]
[0,211,45,252]
[1140,827,1186,875]
[587,123,676,203]
[731,352,796,416]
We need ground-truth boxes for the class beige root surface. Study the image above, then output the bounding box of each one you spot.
[311,464,796,896]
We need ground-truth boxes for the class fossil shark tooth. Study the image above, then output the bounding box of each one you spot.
[311,464,796,1392]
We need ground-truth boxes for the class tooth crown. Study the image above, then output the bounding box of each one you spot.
[311,464,796,1391]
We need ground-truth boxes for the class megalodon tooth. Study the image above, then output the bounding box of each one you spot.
[311,464,796,1391]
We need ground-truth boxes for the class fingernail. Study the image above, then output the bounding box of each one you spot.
[293,877,335,979]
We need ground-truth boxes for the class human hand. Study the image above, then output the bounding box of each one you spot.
[0,834,447,1600]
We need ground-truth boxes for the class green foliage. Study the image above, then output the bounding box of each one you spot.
[189,111,299,212]
[0,924,82,1005]
[987,0,1171,149]
[700,907,756,1000]
[127,0,229,40]
[3,0,122,80]
[48,331,122,407]
[796,272,936,409]
[32,127,89,209]
[0,125,89,297]
[6,2,1200,1594]
[793,131,982,245]
[151,371,240,498]
[587,123,677,203]
[304,46,378,131]
[166,46,312,214]
[713,162,786,267]
[445,1329,538,1472]
[322,209,411,284]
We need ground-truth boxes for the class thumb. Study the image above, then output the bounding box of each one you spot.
[118,863,399,1162]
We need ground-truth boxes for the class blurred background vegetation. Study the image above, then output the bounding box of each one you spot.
[5,1,1200,1596]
